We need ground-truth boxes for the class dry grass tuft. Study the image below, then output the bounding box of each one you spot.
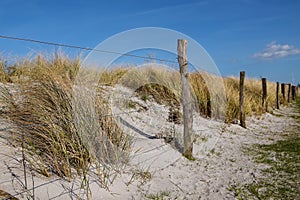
[98,68,129,86]
[135,83,180,107]
[0,52,80,83]
[1,74,88,178]
[117,65,181,96]
[0,56,11,83]
[190,72,210,117]
[0,54,132,184]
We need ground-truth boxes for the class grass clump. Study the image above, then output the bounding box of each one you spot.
[0,54,131,184]
[190,72,211,117]
[135,82,183,124]
[0,57,10,82]
[1,73,89,178]
[135,83,179,107]
[117,65,181,97]
[98,67,129,86]
[145,191,171,200]
[0,52,80,83]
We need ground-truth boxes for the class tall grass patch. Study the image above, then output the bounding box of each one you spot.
[224,77,277,122]
[0,54,132,183]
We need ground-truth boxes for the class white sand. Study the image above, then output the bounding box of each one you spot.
[0,85,298,199]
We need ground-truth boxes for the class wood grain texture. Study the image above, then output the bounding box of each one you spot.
[178,39,193,158]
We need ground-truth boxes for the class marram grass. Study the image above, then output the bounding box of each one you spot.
[0,54,131,184]
[0,53,283,180]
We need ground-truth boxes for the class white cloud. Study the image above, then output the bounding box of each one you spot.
[253,41,300,59]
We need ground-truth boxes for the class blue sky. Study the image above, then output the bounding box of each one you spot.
[0,0,300,83]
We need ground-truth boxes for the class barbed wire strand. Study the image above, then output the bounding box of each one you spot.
[0,34,178,64]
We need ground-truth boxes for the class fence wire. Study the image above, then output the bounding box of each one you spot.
[0,34,178,64]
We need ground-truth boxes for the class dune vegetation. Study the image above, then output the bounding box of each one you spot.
[0,53,131,187]
[0,53,284,183]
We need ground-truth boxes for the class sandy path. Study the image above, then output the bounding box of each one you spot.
[0,97,298,199]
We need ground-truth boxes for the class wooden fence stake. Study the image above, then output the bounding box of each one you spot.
[288,83,291,103]
[276,82,280,109]
[206,91,212,118]
[239,71,246,128]
[281,83,286,102]
[262,78,267,112]
[292,85,296,101]
[178,39,194,159]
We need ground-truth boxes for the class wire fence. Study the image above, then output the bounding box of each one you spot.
[0,33,182,199]
[0,34,178,64]
[2,33,298,199]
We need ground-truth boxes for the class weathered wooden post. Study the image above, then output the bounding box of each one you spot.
[288,83,291,103]
[262,78,267,112]
[292,85,296,100]
[276,82,280,109]
[178,39,194,159]
[239,71,246,128]
[206,90,212,118]
[281,83,286,102]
